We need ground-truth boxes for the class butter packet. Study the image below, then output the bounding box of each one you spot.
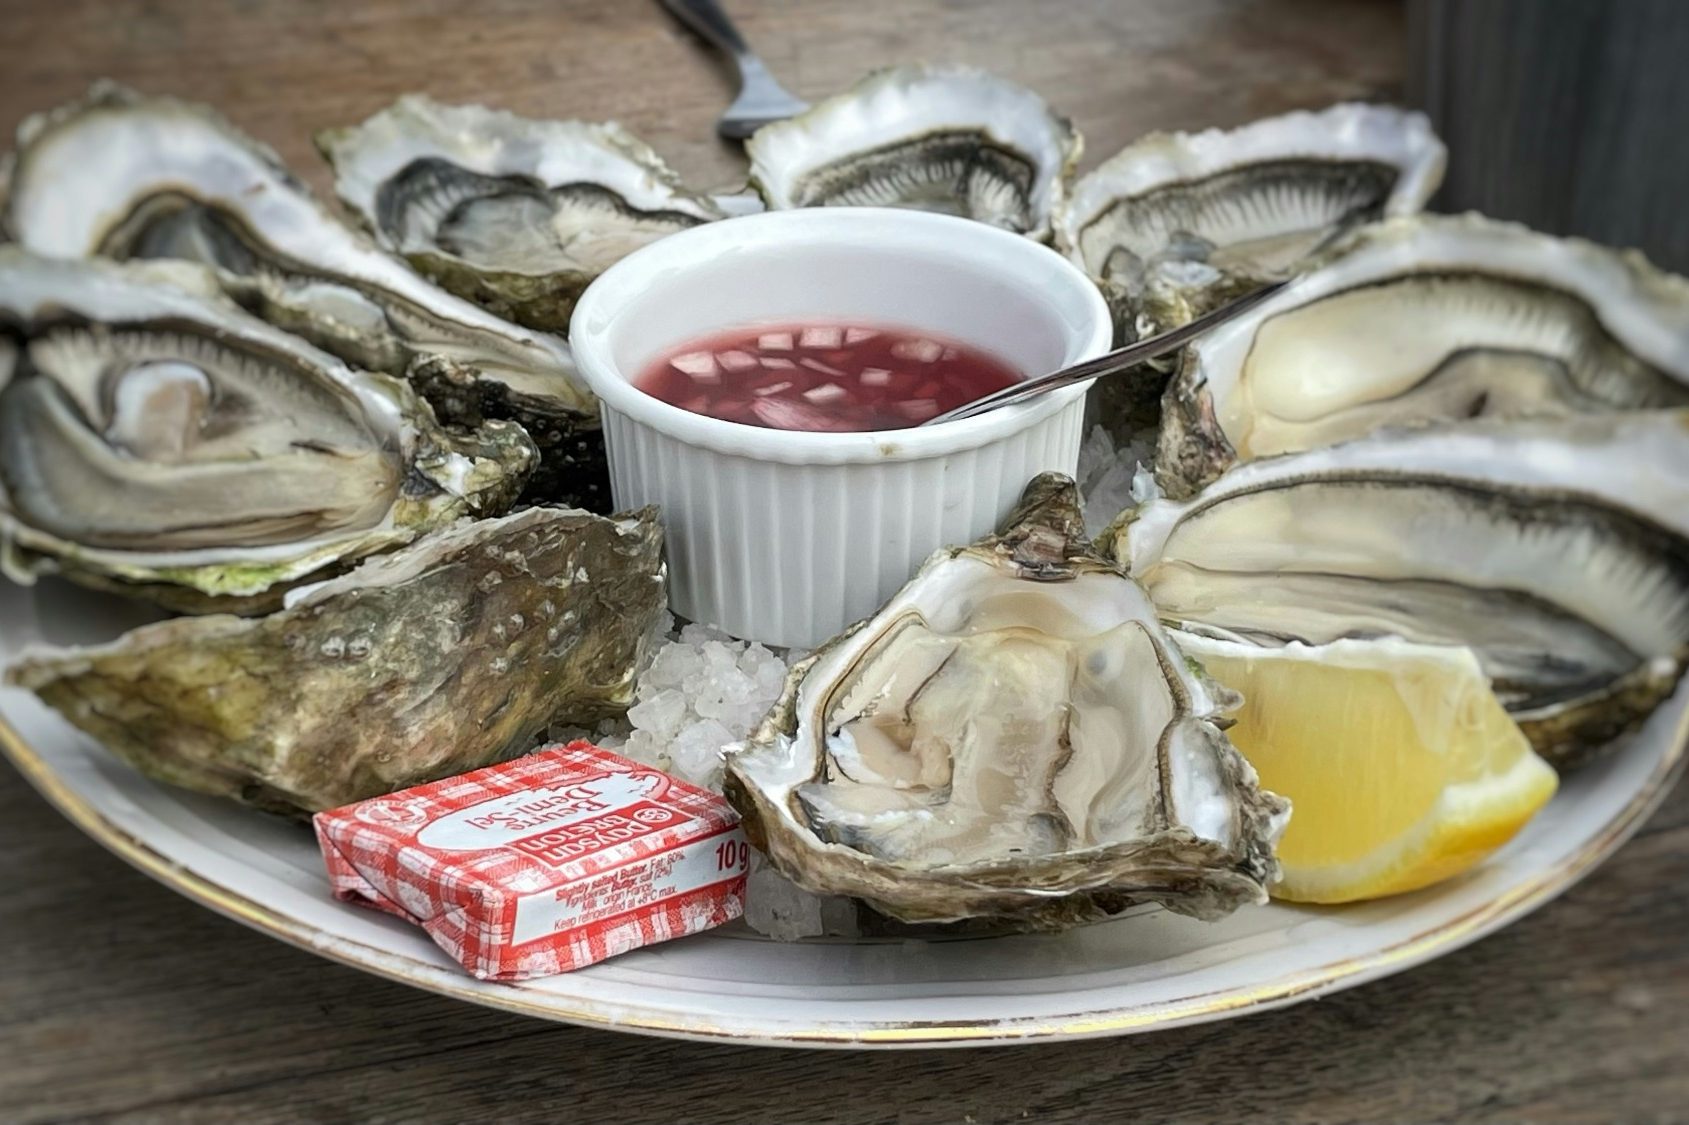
[314,741,748,980]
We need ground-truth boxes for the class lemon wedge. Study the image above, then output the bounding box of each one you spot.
[1177,634,1559,904]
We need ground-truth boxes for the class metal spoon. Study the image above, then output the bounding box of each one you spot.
[921,280,1290,427]
[659,0,810,139]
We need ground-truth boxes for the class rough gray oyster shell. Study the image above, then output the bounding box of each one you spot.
[746,64,1081,242]
[1057,103,1445,343]
[1108,412,1689,770]
[1060,104,1444,453]
[1154,214,1689,498]
[725,473,1288,929]
[0,83,607,509]
[0,249,534,614]
[7,505,667,816]
[317,95,725,334]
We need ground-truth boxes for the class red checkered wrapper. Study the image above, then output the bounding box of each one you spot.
[313,742,749,980]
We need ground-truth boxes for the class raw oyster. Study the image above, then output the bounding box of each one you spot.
[0,83,606,508]
[1057,103,1445,341]
[725,474,1288,928]
[1157,214,1689,498]
[7,505,667,816]
[0,249,534,613]
[1109,412,1689,769]
[317,96,725,334]
[746,65,1080,241]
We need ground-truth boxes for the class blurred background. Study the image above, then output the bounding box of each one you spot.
[1410,0,1689,272]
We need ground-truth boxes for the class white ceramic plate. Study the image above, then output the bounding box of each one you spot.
[3,576,1683,1048]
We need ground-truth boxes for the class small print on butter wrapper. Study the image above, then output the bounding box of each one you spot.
[313,741,748,980]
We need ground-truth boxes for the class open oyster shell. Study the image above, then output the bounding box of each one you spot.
[317,96,725,334]
[1108,412,1689,770]
[746,64,1080,241]
[7,505,667,816]
[1057,103,1445,343]
[1155,214,1689,498]
[0,83,605,508]
[725,473,1288,929]
[0,249,534,613]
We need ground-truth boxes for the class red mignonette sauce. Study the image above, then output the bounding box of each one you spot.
[635,322,1022,431]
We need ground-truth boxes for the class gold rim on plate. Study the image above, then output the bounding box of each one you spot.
[2,705,1682,1047]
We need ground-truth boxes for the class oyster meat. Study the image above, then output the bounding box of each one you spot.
[1057,103,1445,341]
[1157,215,1689,497]
[0,249,534,613]
[1110,412,1689,769]
[7,505,667,816]
[318,96,725,334]
[0,83,606,508]
[726,474,1288,928]
[747,64,1080,241]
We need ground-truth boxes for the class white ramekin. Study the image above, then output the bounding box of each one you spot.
[570,208,1111,648]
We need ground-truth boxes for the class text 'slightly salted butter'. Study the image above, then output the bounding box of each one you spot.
[313,742,748,980]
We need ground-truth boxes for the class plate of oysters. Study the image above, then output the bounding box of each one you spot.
[2,64,1687,1047]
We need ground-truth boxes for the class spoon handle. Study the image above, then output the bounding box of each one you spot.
[921,279,1290,427]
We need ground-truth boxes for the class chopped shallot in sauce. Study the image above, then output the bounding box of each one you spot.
[635,323,1021,431]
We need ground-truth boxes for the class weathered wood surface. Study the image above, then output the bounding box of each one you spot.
[0,0,1406,203]
[4,1,1686,1122]
[1409,0,1689,273]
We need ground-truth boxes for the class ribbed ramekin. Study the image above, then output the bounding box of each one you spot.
[570,208,1111,648]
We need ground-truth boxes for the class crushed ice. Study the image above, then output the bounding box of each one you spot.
[617,619,794,791]
[547,613,834,939]
[744,852,861,942]
[1076,423,1154,538]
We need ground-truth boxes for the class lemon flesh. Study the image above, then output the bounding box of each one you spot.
[1180,635,1559,904]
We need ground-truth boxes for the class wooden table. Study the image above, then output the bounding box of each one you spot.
[3,2,1686,1120]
